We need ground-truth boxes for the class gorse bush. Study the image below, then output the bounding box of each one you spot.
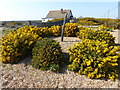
[48,18,64,22]
[102,19,120,30]
[77,28,115,46]
[77,17,119,29]
[17,25,50,37]
[39,27,50,37]
[98,25,113,31]
[0,24,64,64]
[68,39,120,80]
[31,38,63,71]
[18,25,61,37]
[49,25,61,36]
[64,23,79,37]
[76,26,92,37]
[77,19,99,26]
[2,30,40,63]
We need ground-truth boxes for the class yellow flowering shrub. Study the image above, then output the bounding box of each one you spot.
[48,18,64,22]
[17,25,50,37]
[18,25,62,37]
[8,22,17,26]
[39,27,51,37]
[98,25,113,31]
[48,25,61,36]
[1,25,63,64]
[64,23,79,37]
[77,18,119,29]
[77,20,99,26]
[1,26,42,63]
[17,24,79,37]
[68,39,120,80]
[77,27,115,46]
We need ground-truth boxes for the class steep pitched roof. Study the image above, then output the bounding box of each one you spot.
[45,9,72,18]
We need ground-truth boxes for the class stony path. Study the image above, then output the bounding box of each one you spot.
[110,30,119,43]
[0,27,4,39]
[1,37,119,88]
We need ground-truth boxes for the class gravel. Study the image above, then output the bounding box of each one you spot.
[109,30,119,43]
[1,36,120,88]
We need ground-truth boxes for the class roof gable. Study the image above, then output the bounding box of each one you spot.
[45,9,72,18]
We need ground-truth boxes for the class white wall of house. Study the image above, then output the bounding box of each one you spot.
[42,19,49,22]
[42,18,54,22]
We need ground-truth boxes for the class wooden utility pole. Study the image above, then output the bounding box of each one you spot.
[118,1,120,19]
[118,28,120,44]
[118,1,120,44]
[61,13,67,42]
[108,10,110,18]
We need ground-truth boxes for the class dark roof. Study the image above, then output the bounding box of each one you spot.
[45,9,72,18]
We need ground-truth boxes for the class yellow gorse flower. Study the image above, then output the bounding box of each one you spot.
[68,39,119,81]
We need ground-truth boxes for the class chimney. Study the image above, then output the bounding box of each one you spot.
[61,8,64,14]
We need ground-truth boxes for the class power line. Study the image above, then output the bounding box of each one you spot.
[101,4,118,18]
[110,5,118,11]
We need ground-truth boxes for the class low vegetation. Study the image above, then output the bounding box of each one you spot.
[2,29,40,63]
[47,18,64,22]
[77,27,115,46]
[77,17,120,30]
[68,39,120,80]
[31,38,63,71]
[1,21,120,81]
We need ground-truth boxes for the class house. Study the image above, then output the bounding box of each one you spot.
[42,9,73,22]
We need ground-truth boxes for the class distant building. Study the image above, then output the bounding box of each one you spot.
[42,9,73,22]
[118,1,120,19]
[78,16,84,19]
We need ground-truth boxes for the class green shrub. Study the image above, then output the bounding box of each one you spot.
[77,28,115,46]
[31,38,63,71]
[68,39,120,80]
